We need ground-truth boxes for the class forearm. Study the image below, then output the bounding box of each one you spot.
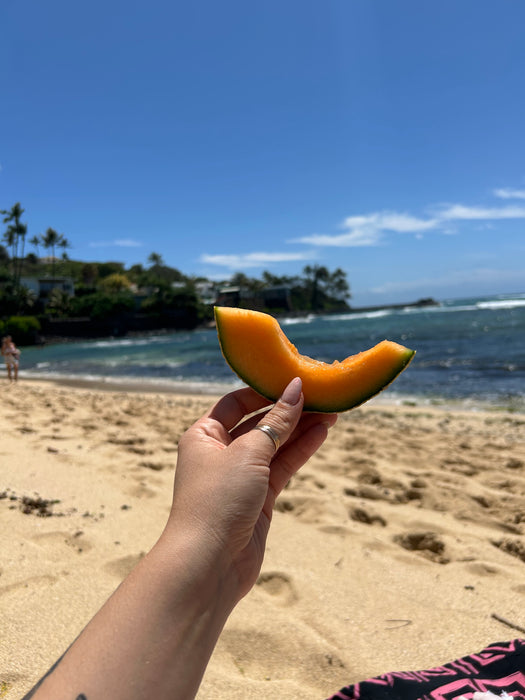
[23,380,332,699]
[25,533,237,700]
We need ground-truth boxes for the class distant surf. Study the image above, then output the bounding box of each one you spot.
[19,292,525,411]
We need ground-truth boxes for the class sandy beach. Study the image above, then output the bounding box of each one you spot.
[1,379,525,699]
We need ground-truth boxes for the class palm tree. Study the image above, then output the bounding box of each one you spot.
[58,236,70,256]
[325,267,351,305]
[29,235,41,259]
[41,228,60,275]
[303,265,330,311]
[303,265,351,311]
[17,222,28,281]
[47,288,71,317]
[1,223,17,270]
[41,228,69,277]
[1,202,27,297]
[148,252,164,268]
[1,203,25,254]
[58,236,71,273]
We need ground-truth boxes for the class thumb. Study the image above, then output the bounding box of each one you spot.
[245,377,304,461]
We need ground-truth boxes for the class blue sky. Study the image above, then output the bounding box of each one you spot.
[2,0,525,306]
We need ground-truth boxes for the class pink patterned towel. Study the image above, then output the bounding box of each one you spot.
[326,639,525,700]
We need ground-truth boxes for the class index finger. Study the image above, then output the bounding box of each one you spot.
[207,386,273,432]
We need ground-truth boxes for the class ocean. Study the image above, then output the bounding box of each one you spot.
[18,292,525,411]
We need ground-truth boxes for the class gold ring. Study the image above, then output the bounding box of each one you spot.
[253,424,280,452]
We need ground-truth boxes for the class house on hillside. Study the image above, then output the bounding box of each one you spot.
[261,286,292,311]
[214,285,293,312]
[20,276,75,301]
[215,286,242,307]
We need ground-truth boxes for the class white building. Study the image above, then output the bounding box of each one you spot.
[20,276,75,300]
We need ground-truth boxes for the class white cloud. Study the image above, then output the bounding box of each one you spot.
[292,229,381,247]
[200,250,314,268]
[493,187,525,200]
[293,192,525,249]
[89,238,143,248]
[202,185,525,265]
[115,239,143,247]
[343,212,438,233]
[438,204,525,220]
[292,211,438,247]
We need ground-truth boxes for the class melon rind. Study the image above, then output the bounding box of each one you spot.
[214,306,415,412]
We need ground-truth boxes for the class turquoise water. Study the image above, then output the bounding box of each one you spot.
[19,292,525,409]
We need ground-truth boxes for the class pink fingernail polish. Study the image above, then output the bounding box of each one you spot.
[281,377,302,405]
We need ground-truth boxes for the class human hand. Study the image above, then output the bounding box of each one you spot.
[23,378,336,700]
[164,377,337,601]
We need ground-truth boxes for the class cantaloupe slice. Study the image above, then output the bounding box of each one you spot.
[214,306,415,412]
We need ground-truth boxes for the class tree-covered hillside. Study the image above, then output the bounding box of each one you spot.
[1,202,351,343]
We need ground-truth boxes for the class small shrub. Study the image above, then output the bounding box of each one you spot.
[3,315,41,345]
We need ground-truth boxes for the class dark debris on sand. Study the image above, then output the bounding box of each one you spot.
[0,489,62,517]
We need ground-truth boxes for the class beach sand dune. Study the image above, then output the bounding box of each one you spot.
[1,381,524,699]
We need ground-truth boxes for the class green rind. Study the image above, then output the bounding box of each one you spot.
[306,348,416,413]
[234,349,415,413]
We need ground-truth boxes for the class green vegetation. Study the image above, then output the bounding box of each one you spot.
[0,315,41,344]
[1,201,351,344]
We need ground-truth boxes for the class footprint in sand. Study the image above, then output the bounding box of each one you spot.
[491,537,525,563]
[256,571,298,606]
[220,627,346,684]
[293,473,326,491]
[64,530,93,554]
[393,531,449,564]
[318,524,350,537]
[31,530,93,554]
[107,435,146,446]
[127,482,158,499]
[126,446,152,456]
[465,561,500,577]
[349,506,387,527]
[138,460,170,471]
[274,495,329,523]
[104,553,145,580]
[356,467,382,485]
[0,574,59,597]
[17,425,36,434]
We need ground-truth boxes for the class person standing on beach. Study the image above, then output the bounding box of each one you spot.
[1,335,21,382]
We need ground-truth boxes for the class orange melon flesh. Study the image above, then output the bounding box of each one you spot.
[214,306,415,413]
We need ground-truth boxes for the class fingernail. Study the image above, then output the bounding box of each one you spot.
[281,377,302,405]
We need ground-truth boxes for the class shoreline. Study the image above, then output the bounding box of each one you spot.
[16,374,232,397]
[6,374,525,415]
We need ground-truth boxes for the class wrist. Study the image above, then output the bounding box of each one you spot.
[152,525,240,617]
